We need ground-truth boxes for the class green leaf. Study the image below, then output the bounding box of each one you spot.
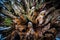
[4,17,12,26]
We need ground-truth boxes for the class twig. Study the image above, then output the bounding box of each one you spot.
[1,9,17,18]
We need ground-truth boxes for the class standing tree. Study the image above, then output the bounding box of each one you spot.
[0,0,60,40]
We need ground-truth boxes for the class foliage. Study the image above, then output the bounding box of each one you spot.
[4,17,12,26]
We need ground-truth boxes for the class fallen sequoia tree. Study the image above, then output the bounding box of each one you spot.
[0,0,60,40]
